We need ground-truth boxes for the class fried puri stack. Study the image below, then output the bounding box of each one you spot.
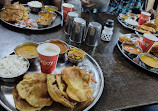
[150,42,158,58]
[12,87,42,111]
[47,74,77,108]
[14,73,53,111]
[61,66,93,102]
[13,67,93,110]
[0,2,29,22]
[136,22,158,34]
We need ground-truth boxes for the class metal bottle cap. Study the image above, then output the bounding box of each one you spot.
[84,22,102,46]
[105,19,114,28]
[65,12,79,35]
[70,18,86,43]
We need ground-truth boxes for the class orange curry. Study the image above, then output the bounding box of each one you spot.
[123,44,142,54]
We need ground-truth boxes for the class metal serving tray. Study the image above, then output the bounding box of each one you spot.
[117,33,158,75]
[0,5,63,31]
[0,46,104,111]
[117,16,135,31]
[117,16,158,37]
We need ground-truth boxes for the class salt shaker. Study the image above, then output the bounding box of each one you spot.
[101,19,114,41]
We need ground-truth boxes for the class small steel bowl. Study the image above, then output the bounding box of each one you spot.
[39,10,57,22]
[42,5,58,12]
[139,53,158,69]
[122,42,142,59]
[66,48,86,64]
[119,13,129,21]
[45,39,69,59]
[35,16,52,28]
[27,1,42,13]
[0,55,30,83]
[37,22,52,28]
[14,42,39,63]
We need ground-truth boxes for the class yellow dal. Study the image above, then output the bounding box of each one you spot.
[43,7,57,11]
[15,45,38,59]
[140,55,158,68]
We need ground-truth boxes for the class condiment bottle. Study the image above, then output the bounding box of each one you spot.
[101,19,114,41]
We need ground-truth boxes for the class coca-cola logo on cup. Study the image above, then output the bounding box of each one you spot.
[40,60,55,66]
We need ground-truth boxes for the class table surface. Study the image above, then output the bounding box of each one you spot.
[0,12,158,111]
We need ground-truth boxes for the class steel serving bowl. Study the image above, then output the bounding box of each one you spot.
[139,53,158,70]
[42,5,58,12]
[0,55,30,83]
[14,42,39,63]
[45,39,69,59]
[66,48,86,64]
[119,13,129,21]
[122,42,142,59]
[38,10,57,22]
[37,21,52,28]
[27,1,42,13]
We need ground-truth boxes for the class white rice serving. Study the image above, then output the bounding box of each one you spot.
[27,1,42,8]
[0,55,29,78]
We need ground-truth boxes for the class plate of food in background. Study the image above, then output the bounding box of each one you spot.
[117,33,158,75]
[117,11,140,31]
[135,17,158,36]
[0,1,62,30]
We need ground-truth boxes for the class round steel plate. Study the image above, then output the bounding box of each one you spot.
[0,5,63,31]
[117,33,158,75]
[0,46,104,111]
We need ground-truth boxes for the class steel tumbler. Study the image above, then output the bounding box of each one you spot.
[84,22,102,46]
[65,12,79,35]
[70,18,86,43]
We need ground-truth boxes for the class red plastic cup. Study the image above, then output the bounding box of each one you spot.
[138,12,151,25]
[62,3,74,21]
[37,43,60,74]
[139,33,158,53]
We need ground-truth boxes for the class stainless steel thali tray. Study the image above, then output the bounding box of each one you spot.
[117,16,135,31]
[118,16,158,37]
[0,5,63,31]
[0,46,104,111]
[117,33,158,75]
[135,30,158,37]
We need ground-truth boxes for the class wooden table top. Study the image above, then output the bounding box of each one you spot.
[0,12,158,111]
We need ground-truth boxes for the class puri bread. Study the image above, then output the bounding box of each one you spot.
[140,25,156,33]
[61,66,93,102]
[23,73,47,82]
[56,74,69,99]
[12,87,42,111]
[47,74,76,108]
[136,27,151,33]
[155,16,158,26]
[16,73,53,108]
[0,9,23,22]
[4,2,25,10]
[143,22,157,30]
[0,2,29,22]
